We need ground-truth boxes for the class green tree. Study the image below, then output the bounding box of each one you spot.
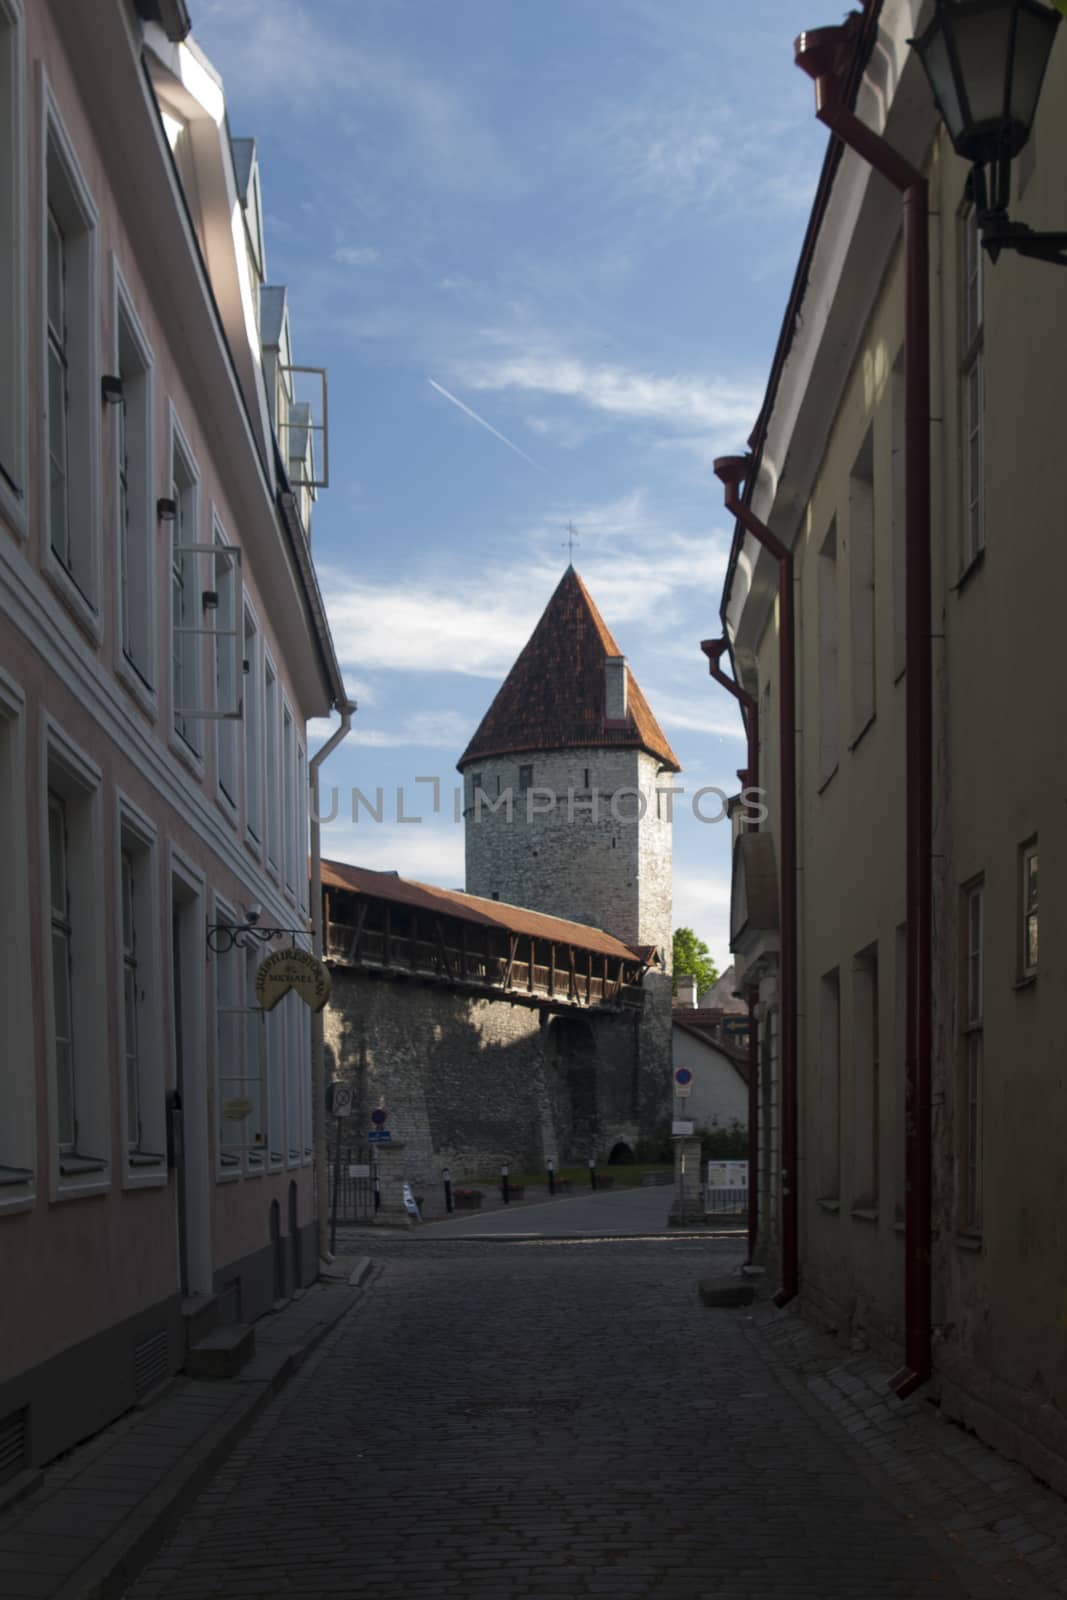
[672,927,719,997]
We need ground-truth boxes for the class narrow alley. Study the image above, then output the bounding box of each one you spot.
[115,1222,1049,1600]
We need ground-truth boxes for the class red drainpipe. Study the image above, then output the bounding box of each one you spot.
[700,637,759,794]
[700,635,761,1263]
[713,455,798,1307]
[795,18,932,1395]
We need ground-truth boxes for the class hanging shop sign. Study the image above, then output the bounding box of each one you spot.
[254,948,332,1013]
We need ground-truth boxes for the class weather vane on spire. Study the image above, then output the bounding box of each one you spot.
[563,522,580,564]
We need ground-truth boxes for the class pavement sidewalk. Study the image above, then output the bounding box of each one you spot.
[0,1267,373,1600]
[744,1294,1067,1597]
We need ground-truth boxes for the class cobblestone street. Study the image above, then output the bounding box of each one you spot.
[119,1232,1052,1600]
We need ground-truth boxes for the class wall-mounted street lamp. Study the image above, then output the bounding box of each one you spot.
[911,0,1066,263]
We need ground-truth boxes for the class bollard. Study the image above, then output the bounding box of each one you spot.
[547,1158,556,1196]
[501,1164,510,1204]
[443,1166,454,1214]
[588,1157,598,1192]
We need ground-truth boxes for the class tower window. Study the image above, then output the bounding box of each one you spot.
[518,765,533,793]
[583,768,590,789]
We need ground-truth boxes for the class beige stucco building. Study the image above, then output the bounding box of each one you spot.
[0,0,346,1484]
[717,0,1067,1493]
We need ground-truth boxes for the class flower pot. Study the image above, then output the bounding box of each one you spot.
[454,1192,482,1210]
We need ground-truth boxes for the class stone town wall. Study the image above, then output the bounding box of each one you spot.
[323,971,662,1185]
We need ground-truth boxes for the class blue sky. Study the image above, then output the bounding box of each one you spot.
[194,0,828,971]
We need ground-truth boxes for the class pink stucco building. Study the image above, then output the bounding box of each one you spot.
[0,0,348,1483]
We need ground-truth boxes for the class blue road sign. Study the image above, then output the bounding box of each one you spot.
[674,1067,693,1086]
[370,1108,388,1126]
[368,1129,392,1143]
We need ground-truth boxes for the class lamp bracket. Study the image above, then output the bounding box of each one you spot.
[979,208,1067,267]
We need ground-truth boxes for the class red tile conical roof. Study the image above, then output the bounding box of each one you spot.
[457,567,680,772]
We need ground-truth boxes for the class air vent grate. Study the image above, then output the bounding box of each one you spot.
[133,1330,169,1400]
[0,1408,28,1484]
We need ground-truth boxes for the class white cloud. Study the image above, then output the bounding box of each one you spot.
[318,489,733,681]
[649,692,748,741]
[457,347,760,443]
[672,871,733,972]
[332,246,381,268]
[319,819,466,888]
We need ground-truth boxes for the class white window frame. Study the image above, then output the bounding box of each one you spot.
[296,738,308,914]
[40,69,100,634]
[960,197,985,572]
[0,0,28,538]
[41,716,109,1198]
[0,669,34,1212]
[282,697,296,900]
[242,599,262,851]
[169,407,203,766]
[210,509,242,811]
[264,653,281,877]
[266,999,285,1169]
[960,879,983,1234]
[112,259,156,713]
[848,427,876,744]
[243,943,266,1174]
[1020,838,1038,980]
[817,520,839,785]
[213,894,243,1179]
[285,990,302,1166]
[117,795,166,1187]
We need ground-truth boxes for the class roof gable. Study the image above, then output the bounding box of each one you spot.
[458,567,679,771]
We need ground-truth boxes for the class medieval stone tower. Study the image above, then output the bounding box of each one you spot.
[457,566,678,1107]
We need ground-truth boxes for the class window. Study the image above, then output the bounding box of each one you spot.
[960,881,983,1231]
[286,992,302,1163]
[243,606,261,843]
[213,521,239,806]
[282,702,295,896]
[114,272,154,689]
[469,771,482,808]
[848,428,875,741]
[267,1001,285,1166]
[118,804,164,1178]
[296,741,308,912]
[211,893,269,1177]
[852,944,879,1212]
[818,969,841,1202]
[961,197,984,569]
[265,658,280,872]
[44,722,108,1189]
[817,520,839,783]
[0,674,33,1204]
[582,768,591,790]
[518,764,533,793]
[170,426,200,753]
[1020,839,1038,979]
[43,84,99,613]
[244,946,265,1170]
[0,2,27,520]
[48,795,75,1151]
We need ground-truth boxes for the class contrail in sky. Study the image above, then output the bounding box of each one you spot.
[427,377,544,472]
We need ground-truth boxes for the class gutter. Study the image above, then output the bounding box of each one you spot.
[700,637,759,795]
[713,455,799,1307]
[309,702,356,1264]
[795,14,932,1395]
